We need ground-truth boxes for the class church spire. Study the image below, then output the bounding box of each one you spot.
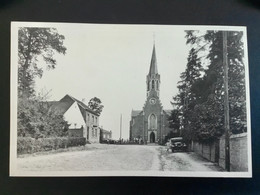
[149,44,158,76]
[147,44,160,98]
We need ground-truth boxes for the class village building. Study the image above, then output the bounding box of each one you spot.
[129,45,173,144]
[100,127,112,140]
[49,94,100,143]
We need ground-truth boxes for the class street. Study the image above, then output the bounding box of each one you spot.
[17,144,222,172]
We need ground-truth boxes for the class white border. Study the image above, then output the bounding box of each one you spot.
[10,22,252,177]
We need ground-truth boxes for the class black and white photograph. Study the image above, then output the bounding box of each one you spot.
[10,22,251,177]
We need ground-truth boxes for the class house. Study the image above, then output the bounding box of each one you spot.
[100,127,112,140]
[49,94,100,143]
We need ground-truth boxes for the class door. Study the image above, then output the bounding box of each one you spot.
[150,131,155,143]
[87,127,89,140]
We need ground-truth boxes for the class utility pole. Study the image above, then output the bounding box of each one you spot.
[120,114,122,143]
[223,31,230,171]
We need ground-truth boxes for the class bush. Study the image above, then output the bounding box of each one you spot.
[17,137,35,154]
[17,137,86,155]
[67,137,86,147]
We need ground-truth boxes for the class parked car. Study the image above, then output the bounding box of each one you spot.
[170,137,187,152]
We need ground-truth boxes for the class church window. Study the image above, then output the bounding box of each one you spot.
[152,80,155,89]
[149,114,157,129]
[147,82,150,91]
[156,80,159,90]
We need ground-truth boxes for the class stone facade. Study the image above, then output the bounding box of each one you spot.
[129,45,172,144]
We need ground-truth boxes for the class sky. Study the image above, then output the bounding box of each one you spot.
[31,23,241,140]
[33,24,190,139]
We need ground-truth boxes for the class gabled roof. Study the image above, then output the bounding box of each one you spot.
[67,95,99,116]
[49,94,99,120]
[131,110,142,117]
[53,95,75,115]
[148,44,158,76]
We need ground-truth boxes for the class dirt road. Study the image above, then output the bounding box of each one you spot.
[16,144,222,172]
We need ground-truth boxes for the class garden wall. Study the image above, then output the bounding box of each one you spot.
[218,133,248,171]
[191,139,218,163]
[192,132,248,171]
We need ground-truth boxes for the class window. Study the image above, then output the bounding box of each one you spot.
[92,128,94,137]
[149,114,157,129]
[156,80,159,90]
[152,80,155,89]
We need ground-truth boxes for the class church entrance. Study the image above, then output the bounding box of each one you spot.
[150,131,155,143]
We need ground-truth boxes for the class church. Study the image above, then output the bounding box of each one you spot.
[129,45,172,144]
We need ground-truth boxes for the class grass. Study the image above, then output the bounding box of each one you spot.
[17,143,103,158]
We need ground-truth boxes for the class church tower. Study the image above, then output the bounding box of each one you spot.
[146,44,160,98]
[129,43,172,145]
[143,44,163,143]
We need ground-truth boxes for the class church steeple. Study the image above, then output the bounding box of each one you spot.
[146,44,160,98]
[148,45,158,76]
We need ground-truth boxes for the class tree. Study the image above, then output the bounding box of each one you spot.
[17,27,67,138]
[168,109,181,131]
[88,97,104,115]
[171,46,203,141]
[182,30,246,141]
[18,93,69,138]
[18,27,66,97]
[172,30,246,142]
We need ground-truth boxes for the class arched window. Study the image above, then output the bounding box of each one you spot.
[147,82,150,91]
[152,80,155,89]
[149,114,157,129]
[156,80,159,90]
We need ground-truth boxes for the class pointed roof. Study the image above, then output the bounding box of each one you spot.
[49,94,99,118]
[148,44,158,76]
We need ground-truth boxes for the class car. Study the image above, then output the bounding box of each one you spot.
[169,137,187,153]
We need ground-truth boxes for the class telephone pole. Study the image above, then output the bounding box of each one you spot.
[120,114,122,143]
[223,31,230,171]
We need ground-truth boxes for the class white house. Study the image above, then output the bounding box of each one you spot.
[50,94,100,143]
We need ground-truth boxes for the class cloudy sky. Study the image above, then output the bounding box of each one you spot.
[22,23,246,139]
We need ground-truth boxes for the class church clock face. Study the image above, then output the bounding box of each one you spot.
[149,98,156,105]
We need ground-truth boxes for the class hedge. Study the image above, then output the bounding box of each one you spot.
[17,137,86,155]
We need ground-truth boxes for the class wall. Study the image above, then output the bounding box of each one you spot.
[192,140,218,163]
[192,133,248,172]
[64,102,85,128]
[219,133,248,171]
[85,110,100,143]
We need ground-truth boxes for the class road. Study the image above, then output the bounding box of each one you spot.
[17,144,222,172]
